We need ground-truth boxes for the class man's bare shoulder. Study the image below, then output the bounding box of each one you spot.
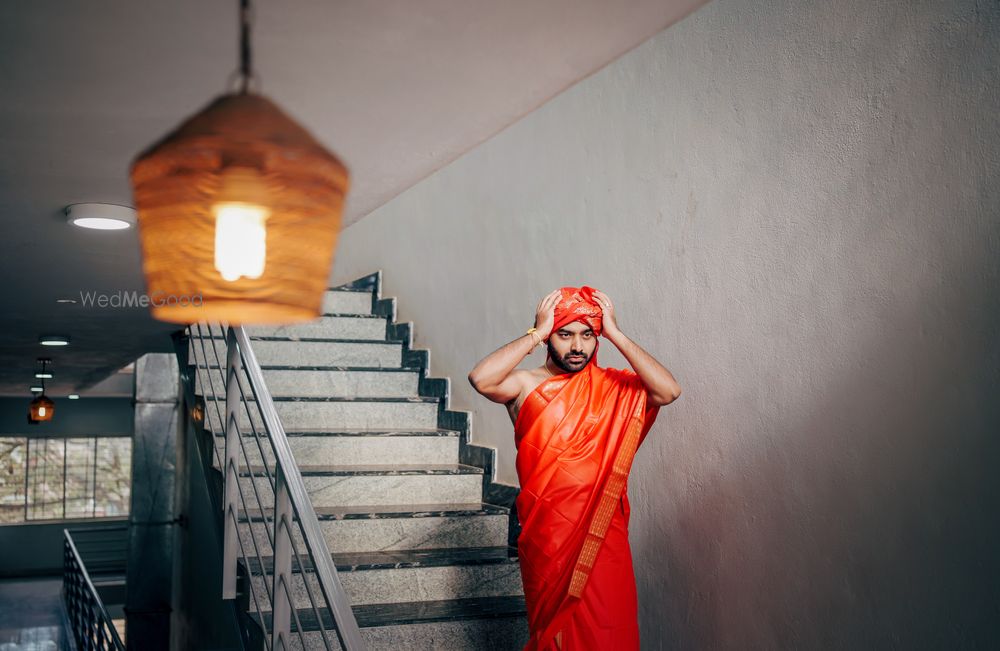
[504,366,553,425]
[504,367,549,403]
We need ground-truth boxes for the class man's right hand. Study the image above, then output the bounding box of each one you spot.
[534,290,560,341]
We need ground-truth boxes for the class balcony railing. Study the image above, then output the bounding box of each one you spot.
[63,526,126,651]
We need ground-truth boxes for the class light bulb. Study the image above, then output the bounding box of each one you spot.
[212,167,271,282]
[214,203,269,281]
[38,406,47,417]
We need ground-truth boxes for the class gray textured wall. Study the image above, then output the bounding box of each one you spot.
[330,0,999,646]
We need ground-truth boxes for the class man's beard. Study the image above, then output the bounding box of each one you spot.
[548,342,589,373]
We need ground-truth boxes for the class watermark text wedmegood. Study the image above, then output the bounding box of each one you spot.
[78,290,204,308]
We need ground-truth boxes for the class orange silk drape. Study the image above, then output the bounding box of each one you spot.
[514,361,661,650]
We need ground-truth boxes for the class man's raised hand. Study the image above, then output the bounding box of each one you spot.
[534,290,561,342]
[592,289,620,336]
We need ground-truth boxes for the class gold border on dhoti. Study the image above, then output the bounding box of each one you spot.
[567,399,646,598]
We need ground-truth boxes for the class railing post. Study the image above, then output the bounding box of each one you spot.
[271,466,293,650]
[223,327,242,599]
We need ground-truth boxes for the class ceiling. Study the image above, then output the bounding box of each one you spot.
[0,0,706,396]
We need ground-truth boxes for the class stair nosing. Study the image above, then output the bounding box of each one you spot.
[324,287,372,294]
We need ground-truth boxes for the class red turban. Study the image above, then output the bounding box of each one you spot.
[548,286,604,365]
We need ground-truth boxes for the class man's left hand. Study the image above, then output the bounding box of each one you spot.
[592,290,620,337]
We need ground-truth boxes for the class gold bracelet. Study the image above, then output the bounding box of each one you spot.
[525,327,541,348]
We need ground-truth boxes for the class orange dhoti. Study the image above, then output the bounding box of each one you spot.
[514,361,660,650]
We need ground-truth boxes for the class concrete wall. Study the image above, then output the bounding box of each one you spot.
[330,0,999,646]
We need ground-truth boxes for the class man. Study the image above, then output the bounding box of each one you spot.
[468,286,681,650]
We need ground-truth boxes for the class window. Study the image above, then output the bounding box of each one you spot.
[0,436,131,524]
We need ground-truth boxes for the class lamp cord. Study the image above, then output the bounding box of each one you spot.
[238,0,254,93]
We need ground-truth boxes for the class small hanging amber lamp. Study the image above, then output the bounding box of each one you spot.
[129,0,349,325]
[29,364,55,422]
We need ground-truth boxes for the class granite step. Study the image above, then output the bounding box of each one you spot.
[195,367,421,399]
[321,289,374,316]
[245,547,523,609]
[255,595,529,650]
[246,314,387,340]
[237,465,484,508]
[201,396,441,432]
[211,430,461,467]
[238,502,511,554]
[189,337,402,368]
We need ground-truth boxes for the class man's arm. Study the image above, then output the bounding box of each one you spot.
[605,327,681,407]
[468,289,561,404]
[467,335,534,404]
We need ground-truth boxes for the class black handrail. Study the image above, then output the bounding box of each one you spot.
[63,528,126,650]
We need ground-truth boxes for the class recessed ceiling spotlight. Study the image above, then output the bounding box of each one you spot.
[30,384,43,393]
[56,298,77,304]
[68,394,80,400]
[39,335,70,346]
[65,203,137,231]
[34,371,53,379]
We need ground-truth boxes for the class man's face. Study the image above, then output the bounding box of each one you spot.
[547,321,597,373]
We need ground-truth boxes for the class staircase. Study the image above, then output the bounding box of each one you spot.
[188,272,529,650]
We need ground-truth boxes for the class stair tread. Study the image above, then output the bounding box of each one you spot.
[256,312,381,319]
[245,546,518,574]
[240,463,483,476]
[197,335,400,344]
[212,428,461,438]
[192,364,422,372]
[255,594,527,631]
[196,395,437,403]
[240,502,509,521]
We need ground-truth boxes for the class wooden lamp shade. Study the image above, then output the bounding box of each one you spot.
[130,93,350,325]
[29,394,55,422]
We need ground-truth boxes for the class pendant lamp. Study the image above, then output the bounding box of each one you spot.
[129,0,349,325]
[29,367,55,423]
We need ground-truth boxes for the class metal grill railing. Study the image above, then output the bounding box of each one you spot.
[63,527,126,651]
[184,323,364,651]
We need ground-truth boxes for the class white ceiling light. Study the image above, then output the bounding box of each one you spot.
[39,335,70,346]
[65,203,137,230]
[68,394,80,400]
[30,384,43,393]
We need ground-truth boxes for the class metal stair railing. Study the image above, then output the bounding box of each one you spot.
[63,527,126,651]
[186,323,365,651]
